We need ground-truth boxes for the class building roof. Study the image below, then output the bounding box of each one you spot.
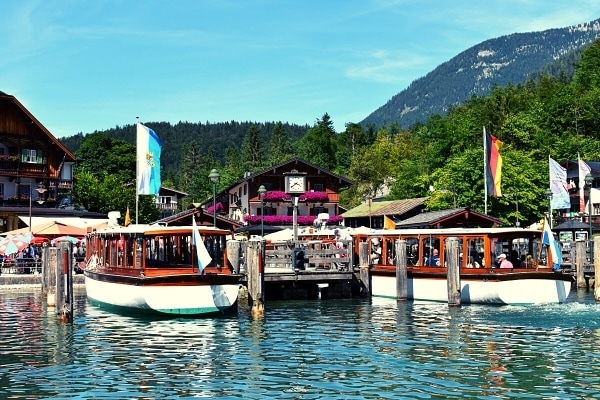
[395,207,503,228]
[342,197,428,218]
[0,92,76,162]
[223,157,354,194]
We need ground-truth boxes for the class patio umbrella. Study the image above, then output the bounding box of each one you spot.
[0,233,34,255]
[51,235,81,245]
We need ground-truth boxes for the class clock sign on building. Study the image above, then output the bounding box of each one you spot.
[284,170,307,195]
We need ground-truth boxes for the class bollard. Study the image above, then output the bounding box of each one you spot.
[395,239,407,301]
[359,241,371,296]
[576,240,586,289]
[247,240,265,317]
[445,237,461,307]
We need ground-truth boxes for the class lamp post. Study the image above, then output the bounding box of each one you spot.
[585,173,594,256]
[366,194,373,229]
[545,188,553,229]
[29,183,47,232]
[258,185,267,237]
[208,169,220,227]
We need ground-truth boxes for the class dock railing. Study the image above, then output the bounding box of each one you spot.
[263,239,353,272]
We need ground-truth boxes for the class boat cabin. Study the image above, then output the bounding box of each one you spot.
[354,227,550,269]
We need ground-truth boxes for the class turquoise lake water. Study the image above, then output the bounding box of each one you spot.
[1,287,600,399]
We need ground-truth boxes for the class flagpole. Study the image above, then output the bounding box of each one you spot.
[483,126,488,214]
[135,117,139,225]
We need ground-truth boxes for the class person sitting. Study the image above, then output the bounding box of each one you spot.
[497,253,513,269]
[425,249,440,266]
[467,256,481,268]
[370,238,382,264]
[510,250,521,267]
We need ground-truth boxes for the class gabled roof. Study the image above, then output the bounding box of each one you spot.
[159,187,188,196]
[224,157,353,192]
[342,198,428,218]
[0,92,76,162]
[395,207,503,228]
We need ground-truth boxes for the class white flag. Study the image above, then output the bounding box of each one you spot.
[192,217,212,273]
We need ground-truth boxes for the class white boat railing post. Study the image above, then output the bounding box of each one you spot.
[395,239,407,301]
[445,237,461,307]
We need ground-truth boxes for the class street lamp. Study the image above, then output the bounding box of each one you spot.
[585,173,594,256]
[208,168,220,227]
[545,188,553,229]
[258,185,267,238]
[29,183,47,232]
[366,194,373,229]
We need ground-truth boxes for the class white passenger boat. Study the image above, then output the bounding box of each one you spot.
[84,224,241,316]
[353,227,573,305]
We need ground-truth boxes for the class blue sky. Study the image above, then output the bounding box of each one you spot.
[2,1,600,137]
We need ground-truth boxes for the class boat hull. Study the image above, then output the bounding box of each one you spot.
[371,269,573,305]
[84,270,241,316]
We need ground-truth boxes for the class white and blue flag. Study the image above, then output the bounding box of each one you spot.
[193,217,213,274]
[136,123,162,195]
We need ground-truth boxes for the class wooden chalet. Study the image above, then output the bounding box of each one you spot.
[0,91,104,232]
[198,158,353,233]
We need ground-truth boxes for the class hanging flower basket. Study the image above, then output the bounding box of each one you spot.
[299,191,328,203]
[262,191,291,202]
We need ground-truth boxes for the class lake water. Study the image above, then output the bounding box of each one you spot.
[1,287,600,399]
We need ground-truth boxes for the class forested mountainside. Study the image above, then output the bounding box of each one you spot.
[60,120,310,172]
[361,18,600,130]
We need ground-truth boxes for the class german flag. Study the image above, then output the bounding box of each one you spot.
[485,128,503,197]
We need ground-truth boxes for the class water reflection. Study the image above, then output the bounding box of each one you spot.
[2,289,600,398]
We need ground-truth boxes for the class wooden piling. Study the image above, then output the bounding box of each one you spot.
[247,240,265,317]
[227,240,242,273]
[395,239,407,301]
[56,242,73,322]
[576,240,586,289]
[43,247,58,307]
[445,237,461,307]
[595,237,600,301]
[359,241,371,296]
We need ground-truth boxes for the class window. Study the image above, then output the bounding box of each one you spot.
[23,149,39,163]
[20,184,31,198]
[0,183,3,199]
[313,183,324,191]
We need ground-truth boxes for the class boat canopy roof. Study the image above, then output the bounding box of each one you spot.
[90,224,231,237]
[360,227,542,237]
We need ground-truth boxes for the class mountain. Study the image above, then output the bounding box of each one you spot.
[361,18,600,130]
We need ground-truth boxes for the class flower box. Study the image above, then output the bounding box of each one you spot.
[243,214,344,226]
[299,191,328,203]
[262,191,291,202]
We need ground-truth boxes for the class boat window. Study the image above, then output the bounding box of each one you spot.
[385,237,395,265]
[406,238,419,266]
[423,237,440,266]
[466,238,484,267]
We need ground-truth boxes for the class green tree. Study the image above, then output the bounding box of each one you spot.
[267,122,294,166]
[297,113,337,170]
[241,124,265,173]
